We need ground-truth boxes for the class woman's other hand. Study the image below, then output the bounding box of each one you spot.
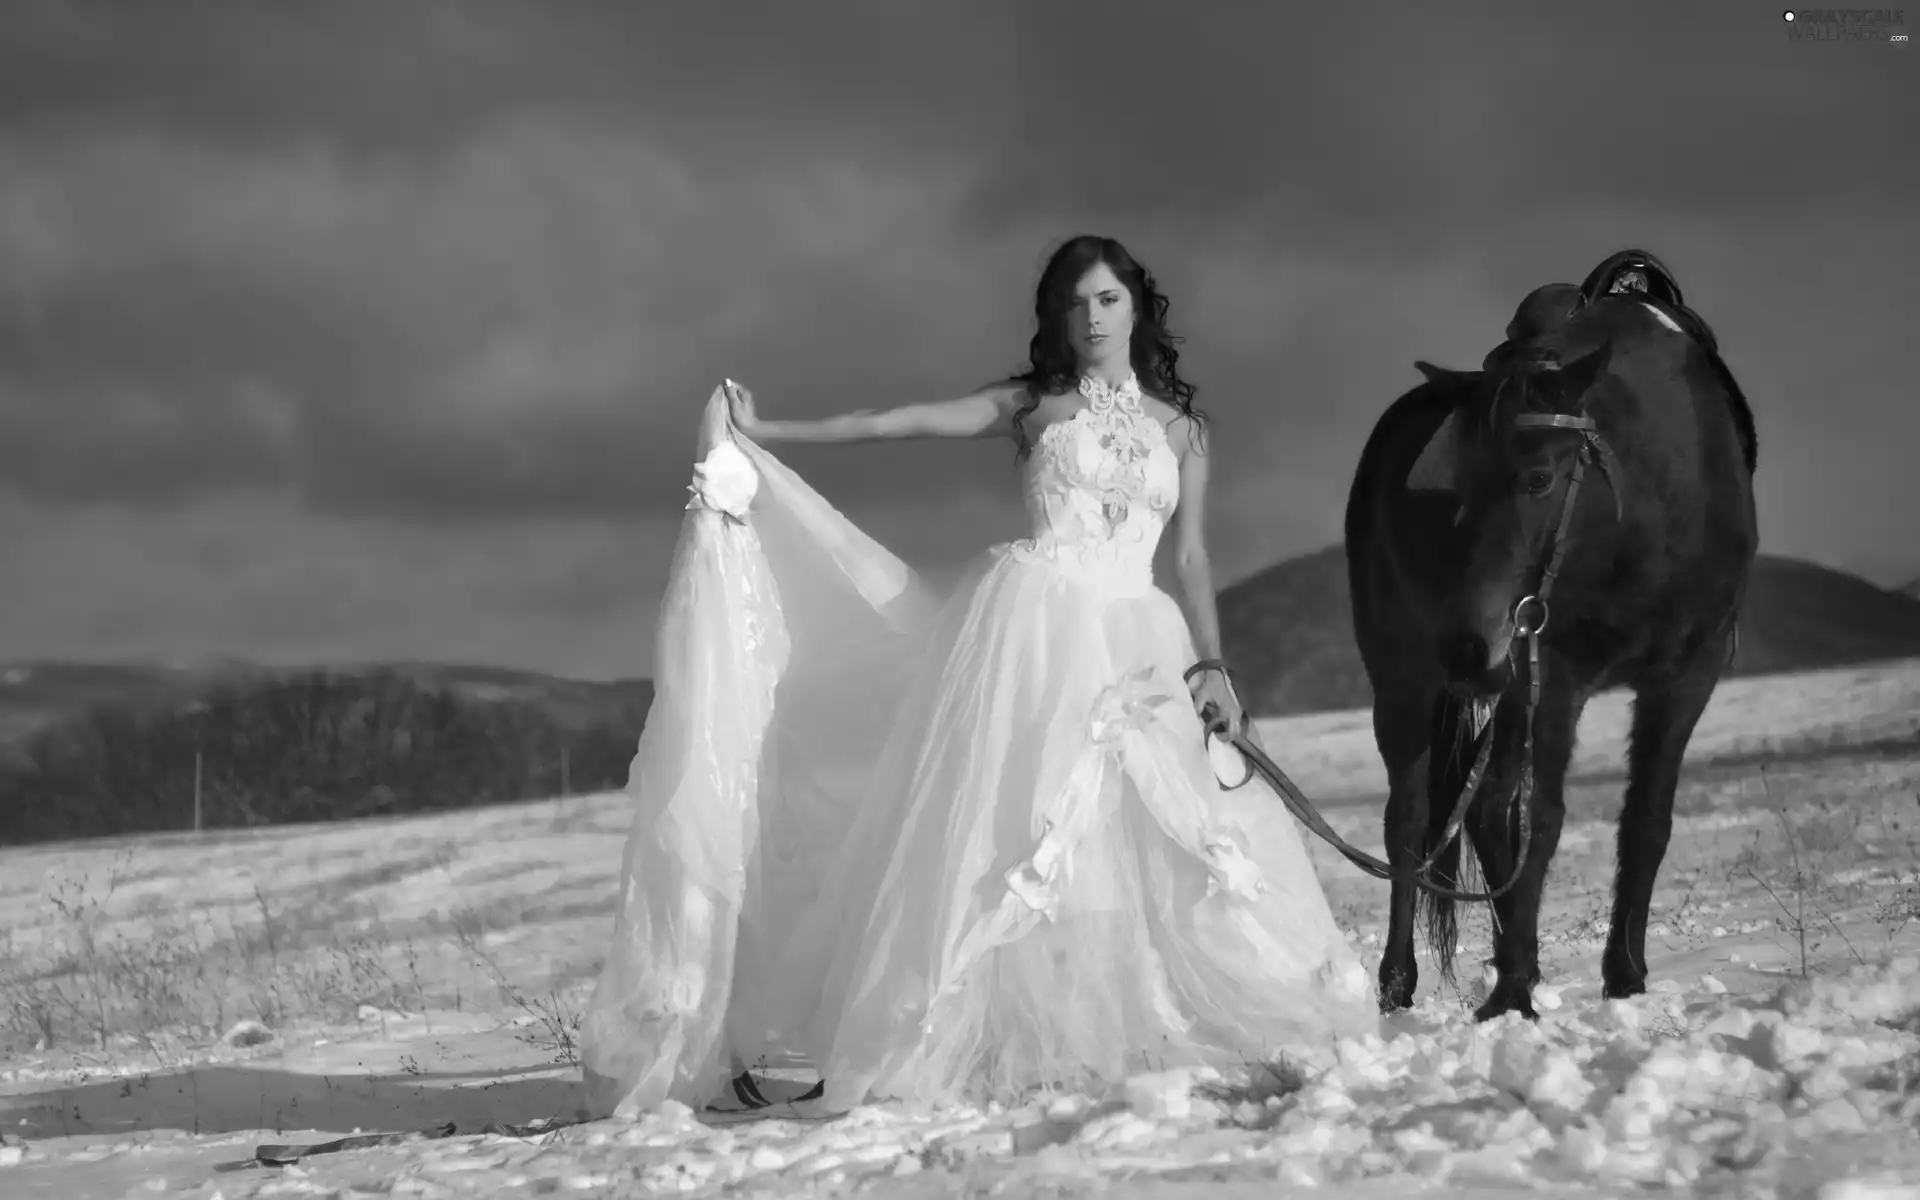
[724,379,760,435]
[1189,670,1244,737]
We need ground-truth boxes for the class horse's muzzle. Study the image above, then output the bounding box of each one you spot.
[1439,631,1516,698]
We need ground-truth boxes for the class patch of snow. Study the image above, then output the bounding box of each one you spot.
[4,665,1919,1197]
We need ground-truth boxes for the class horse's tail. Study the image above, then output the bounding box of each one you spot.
[1417,830,1466,989]
[1417,698,1491,987]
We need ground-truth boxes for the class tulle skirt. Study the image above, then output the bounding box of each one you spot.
[579,387,1376,1120]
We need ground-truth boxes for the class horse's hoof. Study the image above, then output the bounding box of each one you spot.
[1601,974,1648,1000]
[1473,980,1539,1023]
[1602,950,1648,999]
[1377,970,1417,1013]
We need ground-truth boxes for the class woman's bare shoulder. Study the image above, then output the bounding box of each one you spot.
[1143,394,1208,452]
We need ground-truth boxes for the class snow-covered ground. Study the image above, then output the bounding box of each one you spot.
[2,660,1918,1199]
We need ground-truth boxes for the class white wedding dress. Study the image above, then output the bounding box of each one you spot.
[580,374,1377,1120]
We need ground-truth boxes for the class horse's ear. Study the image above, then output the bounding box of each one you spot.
[1413,360,1474,388]
[1407,409,1463,492]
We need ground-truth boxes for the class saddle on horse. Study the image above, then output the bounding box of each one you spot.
[1482,248,1711,375]
[1576,248,1688,311]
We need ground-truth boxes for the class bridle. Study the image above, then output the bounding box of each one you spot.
[1191,407,1621,905]
[1408,408,1620,900]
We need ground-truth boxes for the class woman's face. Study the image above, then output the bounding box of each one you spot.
[1065,261,1135,370]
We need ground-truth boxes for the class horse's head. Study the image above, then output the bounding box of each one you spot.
[1407,339,1619,697]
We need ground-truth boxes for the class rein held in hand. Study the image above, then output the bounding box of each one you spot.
[1186,408,1619,906]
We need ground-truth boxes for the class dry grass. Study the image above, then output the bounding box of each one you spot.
[0,796,628,1060]
[1274,660,1920,1019]
[1723,769,1912,978]
[0,659,1916,1070]
[1253,656,1920,806]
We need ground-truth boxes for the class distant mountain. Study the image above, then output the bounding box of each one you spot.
[1221,550,1920,717]
[7,551,1916,749]
[0,658,652,750]
[1217,548,1370,716]
[1902,577,1920,600]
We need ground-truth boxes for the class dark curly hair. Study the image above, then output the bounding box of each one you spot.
[1005,235,1206,459]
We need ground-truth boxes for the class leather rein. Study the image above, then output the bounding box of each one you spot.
[1191,409,1619,905]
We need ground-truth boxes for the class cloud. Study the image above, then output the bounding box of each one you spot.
[0,116,1022,513]
[0,491,674,677]
[1,0,1914,673]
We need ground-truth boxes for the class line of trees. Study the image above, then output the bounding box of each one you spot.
[0,670,647,845]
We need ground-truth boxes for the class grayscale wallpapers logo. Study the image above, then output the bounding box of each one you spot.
[1782,8,1910,41]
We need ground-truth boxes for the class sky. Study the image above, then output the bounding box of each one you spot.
[0,0,1913,680]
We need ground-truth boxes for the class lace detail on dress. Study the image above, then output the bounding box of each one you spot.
[1005,373,1179,596]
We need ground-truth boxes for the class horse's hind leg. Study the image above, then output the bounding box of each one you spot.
[1376,683,1437,1011]
[1603,655,1721,998]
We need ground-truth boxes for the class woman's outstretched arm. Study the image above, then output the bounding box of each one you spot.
[728,379,1022,445]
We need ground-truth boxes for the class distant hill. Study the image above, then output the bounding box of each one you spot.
[6,551,1916,754]
[0,661,658,843]
[0,659,652,755]
[1903,577,1920,600]
[1221,550,1920,717]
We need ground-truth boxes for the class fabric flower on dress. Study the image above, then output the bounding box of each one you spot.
[686,440,758,522]
[1202,833,1267,901]
[1001,667,1176,923]
[1087,666,1177,745]
[1003,818,1068,921]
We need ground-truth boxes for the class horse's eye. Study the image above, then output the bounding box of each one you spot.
[1525,470,1555,495]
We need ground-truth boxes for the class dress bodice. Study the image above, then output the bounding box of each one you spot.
[1008,373,1181,595]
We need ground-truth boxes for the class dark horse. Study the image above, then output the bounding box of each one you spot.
[1345,250,1759,1020]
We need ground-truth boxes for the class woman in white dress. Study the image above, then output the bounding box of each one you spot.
[580,235,1377,1121]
